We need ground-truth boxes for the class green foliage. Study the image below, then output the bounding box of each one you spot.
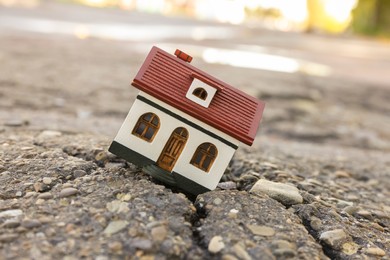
[352,0,390,36]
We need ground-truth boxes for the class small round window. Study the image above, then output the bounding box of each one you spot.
[192,88,208,100]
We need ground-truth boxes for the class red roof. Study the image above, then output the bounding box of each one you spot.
[132,46,265,146]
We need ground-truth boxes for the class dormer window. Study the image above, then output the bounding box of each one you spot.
[186,77,221,108]
[193,88,208,100]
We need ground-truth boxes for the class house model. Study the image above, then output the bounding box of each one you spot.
[109,46,265,195]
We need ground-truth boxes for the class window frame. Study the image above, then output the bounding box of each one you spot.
[185,78,217,108]
[190,143,218,173]
[132,113,160,142]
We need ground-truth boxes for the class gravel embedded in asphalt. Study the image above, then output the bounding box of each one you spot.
[0,5,389,258]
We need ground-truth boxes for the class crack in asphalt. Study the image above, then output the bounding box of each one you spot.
[296,209,335,259]
[61,144,214,257]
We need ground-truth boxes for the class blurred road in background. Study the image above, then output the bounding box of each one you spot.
[1,1,390,86]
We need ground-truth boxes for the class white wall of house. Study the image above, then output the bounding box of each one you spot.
[114,91,239,190]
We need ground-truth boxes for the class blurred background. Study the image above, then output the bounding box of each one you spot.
[0,0,390,154]
[3,0,390,35]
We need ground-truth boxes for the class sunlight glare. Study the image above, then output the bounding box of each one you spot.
[324,0,357,23]
[202,48,300,73]
[82,0,108,7]
[74,25,90,39]
[200,47,331,77]
[195,0,245,25]
[279,0,307,23]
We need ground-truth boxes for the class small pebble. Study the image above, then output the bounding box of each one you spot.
[35,199,45,205]
[39,216,53,224]
[25,191,37,198]
[0,209,23,218]
[334,171,351,178]
[38,130,62,138]
[343,206,361,215]
[4,119,25,127]
[232,243,251,260]
[151,226,167,242]
[208,236,225,254]
[355,210,373,220]
[272,240,295,249]
[132,239,152,250]
[366,247,386,256]
[319,229,347,248]
[336,199,353,208]
[261,162,279,169]
[103,220,128,235]
[95,151,107,161]
[0,234,19,242]
[121,194,132,201]
[2,219,21,228]
[273,248,296,258]
[38,192,53,200]
[106,200,129,214]
[217,181,237,190]
[62,183,74,188]
[105,163,125,169]
[342,242,359,255]
[95,256,109,260]
[108,241,123,253]
[34,182,49,192]
[213,198,223,205]
[250,179,303,206]
[73,170,87,178]
[20,146,33,151]
[59,188,78,198]
[128,227,138,237]
[1,170,10,176]
[246,225,275,236]
[42,177,52,185]
[65,223,76,233]
[369,222,384,232]
[221,254,238,260]
[228,209,239,219]
[346,194,360,201]
[309,216,322,231]
[22,219,42,229]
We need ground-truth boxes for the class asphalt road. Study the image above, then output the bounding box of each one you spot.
[0,2,389,259]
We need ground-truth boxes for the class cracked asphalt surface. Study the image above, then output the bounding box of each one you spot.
[1,2,390,259]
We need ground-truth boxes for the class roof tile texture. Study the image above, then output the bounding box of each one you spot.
[132,46,265,145]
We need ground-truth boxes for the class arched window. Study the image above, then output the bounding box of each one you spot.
[132,113,160,142]
[190,143,218,172]
[192,88,208,100]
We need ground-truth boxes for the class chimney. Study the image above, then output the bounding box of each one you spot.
[174,49,193,63]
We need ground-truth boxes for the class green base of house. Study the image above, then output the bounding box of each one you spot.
[109,141,154,167]
[108,141,210,196]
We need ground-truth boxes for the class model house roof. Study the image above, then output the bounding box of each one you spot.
[132,46,265,146]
